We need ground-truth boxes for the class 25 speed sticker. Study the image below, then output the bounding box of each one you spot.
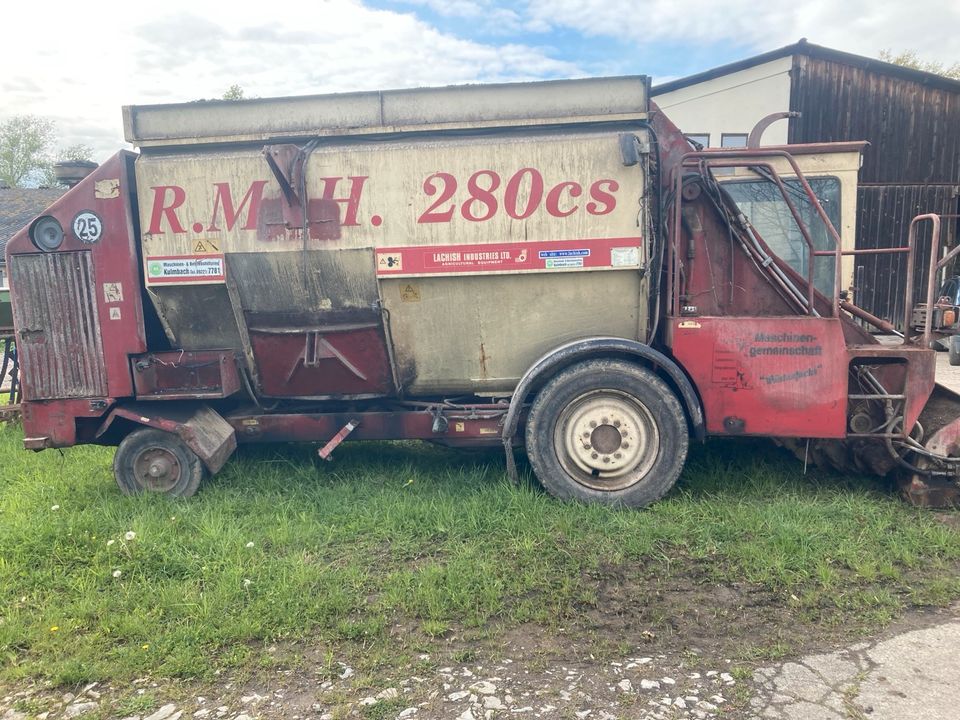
[73,211,103,244]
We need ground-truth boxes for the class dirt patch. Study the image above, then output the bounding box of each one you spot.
[4,594,960,720]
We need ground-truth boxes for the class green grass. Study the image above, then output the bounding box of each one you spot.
[0,423,959,686]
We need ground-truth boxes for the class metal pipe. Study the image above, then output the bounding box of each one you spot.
[839,299,903,336]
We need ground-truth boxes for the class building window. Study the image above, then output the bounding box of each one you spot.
[721,133,748,148]
[685,133,710,148]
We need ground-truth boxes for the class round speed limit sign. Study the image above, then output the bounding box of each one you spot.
[72,211,103,244]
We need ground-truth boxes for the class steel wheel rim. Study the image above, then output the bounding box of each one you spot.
[133,447,182,493]
[553,389,660,491]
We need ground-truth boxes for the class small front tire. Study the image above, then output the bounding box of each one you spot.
[525,359,689,507]
[113,428,206,497]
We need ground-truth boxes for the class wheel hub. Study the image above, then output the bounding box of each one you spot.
[557,390,659,490]
[133,447,182,492]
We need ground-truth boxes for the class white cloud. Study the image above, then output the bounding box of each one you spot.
[525,0,960,66]
[3,0,957,163]
[1,0,578,162]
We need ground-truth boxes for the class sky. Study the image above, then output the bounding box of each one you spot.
[2,0,958,162]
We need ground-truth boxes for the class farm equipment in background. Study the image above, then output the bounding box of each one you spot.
[7,76,960,506]
[0,287,20,418]
[912,267,960,365]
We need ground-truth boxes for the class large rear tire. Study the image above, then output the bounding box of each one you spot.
[525,359,689,507]
[113,428,206,498]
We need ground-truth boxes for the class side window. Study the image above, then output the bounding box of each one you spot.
[722,177,841,298]
[686,133,710,148]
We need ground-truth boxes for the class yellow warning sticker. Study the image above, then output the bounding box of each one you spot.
[400,284,421,302]
[193,239,220,253]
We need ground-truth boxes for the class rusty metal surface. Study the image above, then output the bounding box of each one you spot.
[134,128,652,397]
[10,252,107,399]
[229,409,505,445]
[131,350,240,400]
[103,403,236,473]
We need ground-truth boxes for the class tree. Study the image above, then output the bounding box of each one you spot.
[222,84,246,101]
[0,115,56,188]
[878,49,960,80]
[0,116,94,188]
[58,143,94,163]
[37,144,96,188]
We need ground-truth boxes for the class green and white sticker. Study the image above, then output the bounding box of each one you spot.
[145,255,225,285]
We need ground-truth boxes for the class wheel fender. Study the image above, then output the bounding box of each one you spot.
[96,403,237,474]
[502,337,704,481]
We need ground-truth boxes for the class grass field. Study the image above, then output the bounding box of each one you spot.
[1,422,959,688]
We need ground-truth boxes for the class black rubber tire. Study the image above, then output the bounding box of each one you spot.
[949,336,960,366]
[525,359,689,507]
[113,428,206,497]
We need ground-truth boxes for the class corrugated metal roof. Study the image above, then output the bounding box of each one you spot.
[0,187,65,258]
[652,39,960,96]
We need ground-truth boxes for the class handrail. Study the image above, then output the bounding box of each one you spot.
[904,214,960,346]
[669,149,958,340]
[671,149,844,316]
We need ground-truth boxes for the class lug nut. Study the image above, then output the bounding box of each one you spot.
[601,417,609,424]
[613,420,621,428]
[591,452,598,459]
[622,442,629,449]
[584,444,591,450]
[603,456,611,463]
[614,452,622,459]
[589,420,597,428]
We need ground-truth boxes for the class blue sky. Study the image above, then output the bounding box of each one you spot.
[2,0,957,160]
[369,0,761,82]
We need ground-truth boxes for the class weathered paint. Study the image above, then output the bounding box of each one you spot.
[124,76,649,148]
[669,317,849,437]
[134,130,652,395]
[6,153,146,442]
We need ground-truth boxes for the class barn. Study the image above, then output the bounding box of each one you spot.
[653,39,960,327]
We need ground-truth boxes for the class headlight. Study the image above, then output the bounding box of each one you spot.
[29,216,64,252]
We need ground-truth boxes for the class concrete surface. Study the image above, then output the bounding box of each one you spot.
[750,616,960,719]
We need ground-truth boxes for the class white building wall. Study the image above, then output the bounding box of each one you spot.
[653,56,794,147]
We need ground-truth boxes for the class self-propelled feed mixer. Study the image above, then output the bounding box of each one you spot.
[9,76,960,506]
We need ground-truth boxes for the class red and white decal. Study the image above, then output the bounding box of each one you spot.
[145,254,226,285]
[375,237,641,277]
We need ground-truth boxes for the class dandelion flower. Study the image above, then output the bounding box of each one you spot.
[124,531,136,541]
[112,570,122,578]
[245,541,255,548]
[50,505,60,511]
[106,539,115,546]
[142,643,150,650]
[243,578,252,588]
[50,626,59,632]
